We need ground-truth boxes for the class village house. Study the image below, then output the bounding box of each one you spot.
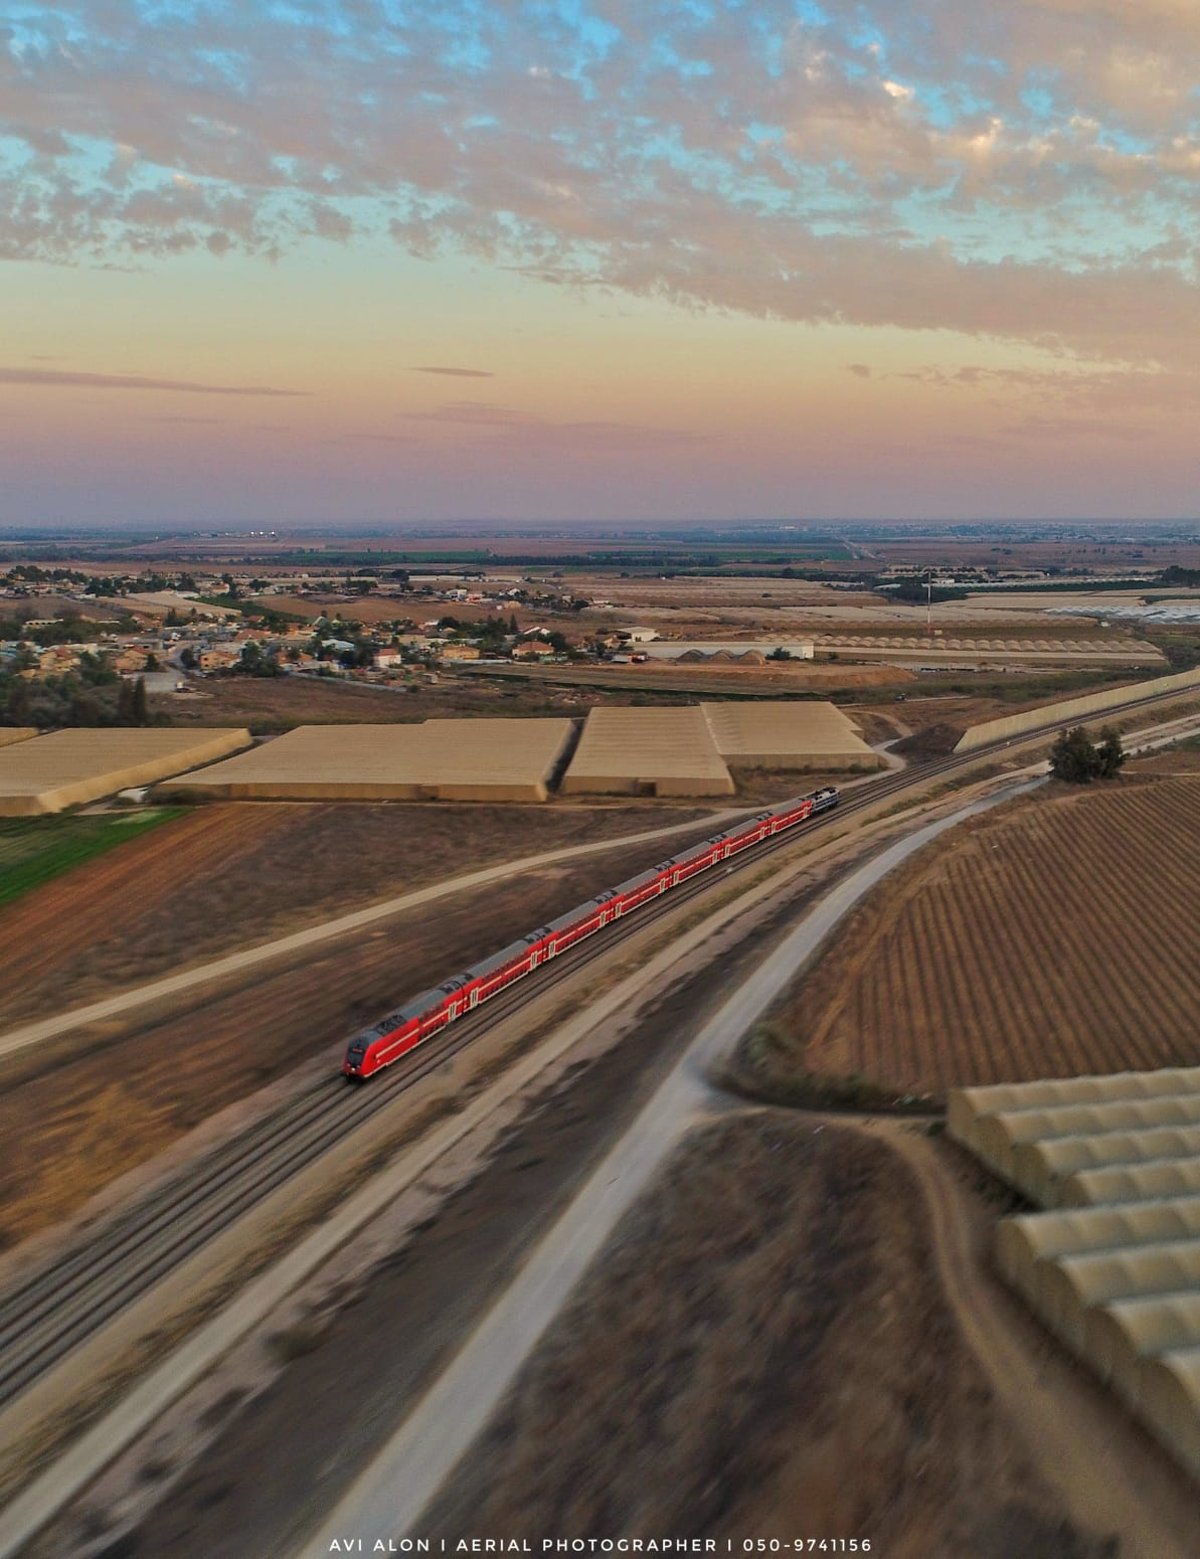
[198,646,243,672]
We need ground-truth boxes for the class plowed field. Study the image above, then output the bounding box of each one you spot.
[772,775,1200,1096]
[0,801,711,1029]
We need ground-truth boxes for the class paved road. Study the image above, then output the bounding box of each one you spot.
[301,773,1045,1554]
[0,805,753,1063]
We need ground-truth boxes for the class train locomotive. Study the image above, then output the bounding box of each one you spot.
[342,785,840,1079]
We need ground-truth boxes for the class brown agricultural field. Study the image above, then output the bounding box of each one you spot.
[0,800,716,1029]
[870,537,1200,572]
[250,593,532,628]
[1125,745,1200,777]
[762,775,1200,1098]
[154,672,654,732]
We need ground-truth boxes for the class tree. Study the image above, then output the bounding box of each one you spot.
[238,641,282,677]
[179,646,198,670]
[144,651,160,672]
[3,676,31,726]
[116,678,135,725]
[131,676,148,725]
[1049,725,1124,785]
[1097,726,1126,779]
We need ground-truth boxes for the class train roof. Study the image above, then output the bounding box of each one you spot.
[466,932,549,981]
[611,866,665,897]
[355,986,444,1043]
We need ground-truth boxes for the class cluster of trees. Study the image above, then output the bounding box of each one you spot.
[232,641,283,677]
[4,565,89,585]
[1,607,137,644]
[0,658,152,729]
[81,570,197,597]
[115,676,151,724]
[438,613,522,647]
[1049,725,1126,784]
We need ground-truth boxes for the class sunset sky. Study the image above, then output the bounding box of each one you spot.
[2,1,1199,525]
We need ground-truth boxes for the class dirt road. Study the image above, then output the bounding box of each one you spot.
[883,1123,1198,1559]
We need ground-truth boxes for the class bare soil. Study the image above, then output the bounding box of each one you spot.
[420,1116,1117,1556]
[0,801,712,1029]
[254,592,535,628]
[467,661,915,697]
[764,773,1200,1097]
[1126,747,1200,775]
[725,768,854,805]
[890,721,965,760]
[155,672,652,732]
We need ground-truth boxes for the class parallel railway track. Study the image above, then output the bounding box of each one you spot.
[0,684,1190,1411]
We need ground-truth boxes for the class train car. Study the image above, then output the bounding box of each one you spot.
[343,784,839,1079]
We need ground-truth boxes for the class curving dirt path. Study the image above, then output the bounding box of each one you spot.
[881,1121,1198,1559]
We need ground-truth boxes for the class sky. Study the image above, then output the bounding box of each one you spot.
[1,0,1199,526]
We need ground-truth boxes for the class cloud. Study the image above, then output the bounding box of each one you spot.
[896,361,1200,416]
[411,366,495,378]
[847,363,872,379]
[0,368,308,396]
[1002,414,1152,442]
[405,400,531,426]
[144,414,223,424]
[2,3,1200,367]
[404,400,707,450]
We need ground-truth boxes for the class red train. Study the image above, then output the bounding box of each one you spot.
[342,785,840,1079]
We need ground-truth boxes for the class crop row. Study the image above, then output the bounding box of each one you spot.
[803,779,1200,1095]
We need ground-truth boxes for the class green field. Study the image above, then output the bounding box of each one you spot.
[0,809,183,908]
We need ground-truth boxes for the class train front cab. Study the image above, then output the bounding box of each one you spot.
[343,1038,370,1080]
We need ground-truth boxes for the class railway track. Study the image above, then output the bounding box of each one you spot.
[0,683,1190,1413]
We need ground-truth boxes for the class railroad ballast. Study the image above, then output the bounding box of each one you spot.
[342,786,840,1079]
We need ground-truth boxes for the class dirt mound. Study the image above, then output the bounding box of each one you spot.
[892,722,964,760]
